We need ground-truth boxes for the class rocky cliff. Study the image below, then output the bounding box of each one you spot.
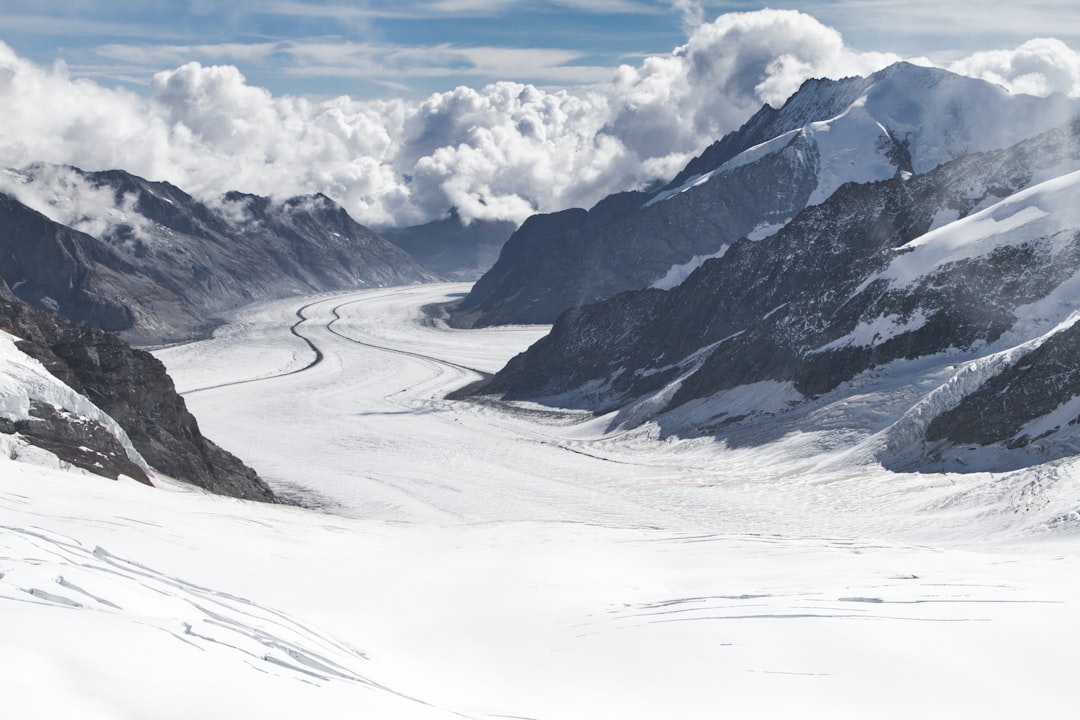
[1,296,275,501]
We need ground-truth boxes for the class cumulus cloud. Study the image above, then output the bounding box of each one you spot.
[948,38,1080,96]
[606,9,900,162]
[1,11,1078,230]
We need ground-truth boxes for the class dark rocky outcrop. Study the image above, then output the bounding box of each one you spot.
[3,400,151,484]
[0,192,152,332]
[926,321,1080,450]
[1,297,275,501]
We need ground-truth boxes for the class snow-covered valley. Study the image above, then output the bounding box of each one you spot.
[4,283,1080,718]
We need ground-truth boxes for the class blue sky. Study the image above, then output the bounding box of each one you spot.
[3,0,1079,98]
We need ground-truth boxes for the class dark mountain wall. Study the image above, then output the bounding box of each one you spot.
[926,321,1080,450]
[1,297,276,501]
[0,193,155,332]
[452,131,820,327]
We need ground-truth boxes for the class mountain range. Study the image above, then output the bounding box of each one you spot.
[0,165,435,345]
[0,165,441,498]
[5,59,1080,498]
[459,75,1080,473]
[451,63,1080,328]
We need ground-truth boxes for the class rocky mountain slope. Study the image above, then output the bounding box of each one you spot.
[452,62,1080,327]
[0,165,432,344]
[1,291,274,500]
[380,209,517,280]
[461,116,1080,473]
[0,190,161,335]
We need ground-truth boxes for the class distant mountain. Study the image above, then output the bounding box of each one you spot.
[459,116,1080,472]
[1,293,275,501]
[380,209,517,280]
[451,62,1080,327]
[0,190,163,335]
[0,166,433,344]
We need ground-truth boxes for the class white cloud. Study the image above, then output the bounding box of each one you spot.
[815,0,1080,40]
[668,0,704,31]
[1,11,1078,230]
[95,42,282,67]
[948,38,1080,96]
[605,10,899,159]
[0,164,161,252]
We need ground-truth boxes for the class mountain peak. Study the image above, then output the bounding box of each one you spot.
[454,62,1080,329]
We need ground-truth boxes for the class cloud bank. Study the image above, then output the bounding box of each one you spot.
[948,38,1080,97]
[1,10,1078,228]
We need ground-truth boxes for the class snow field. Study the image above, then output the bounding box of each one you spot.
[3,282,1080,717]
[3,463,1079,719]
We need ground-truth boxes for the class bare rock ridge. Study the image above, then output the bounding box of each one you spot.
[1,294,275,501]
[1,166,433,345]
[460,114,1080,472]
[451,62,1080,328]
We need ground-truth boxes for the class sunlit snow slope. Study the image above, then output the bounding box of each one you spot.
[3,283,1080,718]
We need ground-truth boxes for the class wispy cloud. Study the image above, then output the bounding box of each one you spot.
[812,0,1080,41]
[95,43,284,67]
[667,0,704,31]
[254,1,428,21]
[88,39,616,87]
[258,0,662,21]
[0,14,179,40]
[547,0,662,13]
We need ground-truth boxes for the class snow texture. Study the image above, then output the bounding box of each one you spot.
[3,284,1080,718]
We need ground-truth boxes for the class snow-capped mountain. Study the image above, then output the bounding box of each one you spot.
[451,62,1080,327]
[0,165,433,344]
[461,115,1080,472]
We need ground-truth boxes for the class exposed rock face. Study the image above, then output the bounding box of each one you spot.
[0,192,147,332]
[380,209,517,281]
[1,297,275,501]
[455,142,817,326]
[452,63,1080,328]
[463,117,1080,471]
[3,400,150,484]
[1,167,433,344]
[926,322,1080,450]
